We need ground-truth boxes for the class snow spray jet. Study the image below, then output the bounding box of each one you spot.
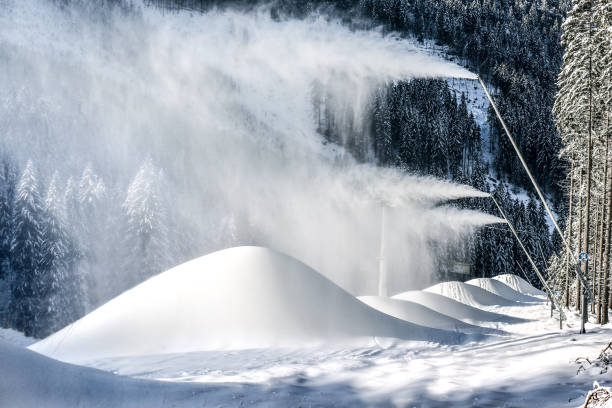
[0,0,491,297]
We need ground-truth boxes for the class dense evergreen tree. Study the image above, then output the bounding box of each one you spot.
[0,156,17,325]
[120,158,172,290]
[76,165,107,309]
[7,161,48,337]
[41,173,84,333]
[547,0,610,324]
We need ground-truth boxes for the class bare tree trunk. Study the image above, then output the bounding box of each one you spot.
[597,137,609,323]
[602,176,611,324]
[565,159,575,308]
[577,169,584,311]
[602,113,611,325]
[581,14,594,330]
[591,197,603,313]
[581,126,592,330]
[593,195,602,313]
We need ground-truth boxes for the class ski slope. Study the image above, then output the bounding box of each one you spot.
[30,247,463,363]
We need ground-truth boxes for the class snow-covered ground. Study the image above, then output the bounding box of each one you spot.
[0,327,36,347]
[2,247,611,407]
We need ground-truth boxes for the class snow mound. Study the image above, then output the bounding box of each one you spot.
[466,278,542,303]
[391,291,528,324]
[424,281,518,308]
[30,247,464,362]
[493,274,546,297]
[358,296,502,336]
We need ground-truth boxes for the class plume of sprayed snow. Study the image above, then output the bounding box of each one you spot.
[0,0,488,294]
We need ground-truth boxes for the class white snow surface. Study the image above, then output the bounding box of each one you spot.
[358,295,502,336]
[6,285,611,407]
[494,273,547,296]
[11,249,611,407]
[30,247,463,363]
[466,277,543,303]
[0,328,36,347]
[425,280,518,308]
[391,289,528,326]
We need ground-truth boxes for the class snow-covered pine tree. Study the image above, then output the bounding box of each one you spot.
[41,172,84,334]
[63,176,89,305]
[77,165,107,309]
[594,0,611,324]
[121,158,171,290]
[7,160,47,337]
[552,0,611,324]
[0,155,17,325]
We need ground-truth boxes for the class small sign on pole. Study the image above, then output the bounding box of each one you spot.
[452,262,471,275]
[578,252,589,262]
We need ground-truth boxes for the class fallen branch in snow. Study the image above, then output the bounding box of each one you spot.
[576,342,612,375]
[583,382,612,408]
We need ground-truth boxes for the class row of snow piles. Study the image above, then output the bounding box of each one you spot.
[29,247,465,363]
[467,277,543,302]
[424,277,543,308]
[492,274,546,297]
[390,290,528,325]
[28,247,544,363]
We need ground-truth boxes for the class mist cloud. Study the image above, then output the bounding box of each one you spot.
[0,0,494,295]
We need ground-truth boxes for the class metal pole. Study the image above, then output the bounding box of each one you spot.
[477,75,592,301]
[378,205,387,297]
[491,195,564,327]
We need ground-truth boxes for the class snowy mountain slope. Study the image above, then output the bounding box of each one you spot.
[494,273,547,296]
[466,277,543,303]
[425,281,518,308]
[358,296,504,336]
[30,247,467,363]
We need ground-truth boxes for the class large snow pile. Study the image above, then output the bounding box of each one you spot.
[493,274,546,296]
[466,278,542,303]
[391,290,528,324]
[424,281,518,308]
[31,247,463,362]
[358,296,501,336]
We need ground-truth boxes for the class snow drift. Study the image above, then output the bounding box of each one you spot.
[391,291,528,324]
[358,296,503,336]
[493,274,546,297]
[30,247,465,362]
[424,281,518,308]
[0,340,225,408]
[466,278,542,303]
